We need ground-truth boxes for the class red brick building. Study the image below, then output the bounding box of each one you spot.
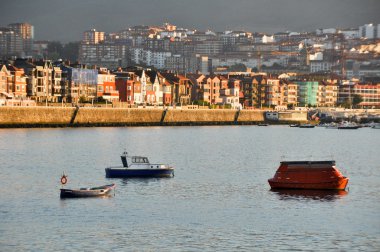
[97,68,119,102]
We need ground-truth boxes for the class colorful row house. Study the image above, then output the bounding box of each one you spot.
[115,71,135,104]
[0,64,28,99]
[97,68,119,102]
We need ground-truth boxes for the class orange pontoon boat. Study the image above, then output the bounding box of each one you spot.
[268,161,349,190]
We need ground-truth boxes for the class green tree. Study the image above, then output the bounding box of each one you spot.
[46,41,80,62]
[47,41,63,60]
[79,96,87,103]
[287,103,294,110]
[352,94,363,108]
[229,63,247,72]
[193,100,210,106]
[62,42,80,62]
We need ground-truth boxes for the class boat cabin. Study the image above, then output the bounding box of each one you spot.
[121,152,151,168]
[131,156,149,164]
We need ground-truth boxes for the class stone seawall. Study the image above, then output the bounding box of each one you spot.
[164,109,236,125]
[238,110,265,123]
[74,108,163,126]
[0,107,75,126]
[278,111,308,121]
[0,107,307,128]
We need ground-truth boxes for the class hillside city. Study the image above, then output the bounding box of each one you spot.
[0,22,379,109]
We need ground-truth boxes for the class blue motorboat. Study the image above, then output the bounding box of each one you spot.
[105,151,174,178]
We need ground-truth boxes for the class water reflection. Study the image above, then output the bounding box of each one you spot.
[271,189,348,201]
[114,177,173,186]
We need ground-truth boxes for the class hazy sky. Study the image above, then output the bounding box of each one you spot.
[1,0,379,42]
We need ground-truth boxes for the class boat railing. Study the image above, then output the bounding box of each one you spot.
[107,165,124,169]
[107,164,171,169]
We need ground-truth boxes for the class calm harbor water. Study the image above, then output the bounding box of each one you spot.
[0,126,379,251]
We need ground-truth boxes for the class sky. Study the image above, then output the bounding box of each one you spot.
[1,0,380,42]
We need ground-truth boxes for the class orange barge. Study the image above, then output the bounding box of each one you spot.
[268,161,349,190]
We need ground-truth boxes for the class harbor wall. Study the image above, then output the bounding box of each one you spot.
[0,107,75,126]
[74,108,163,125]
[0,107,307,127]
[278,112,307,121]
[164,109,236,125]
[238,110,265,123]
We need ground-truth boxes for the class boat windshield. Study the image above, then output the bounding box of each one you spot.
[132,156,149,163]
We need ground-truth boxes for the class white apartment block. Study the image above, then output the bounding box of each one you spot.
[144,50,171,69]
[79,43,128,68]
[310,60,332,73]
[359,24,378,39]
[129,48,171,69]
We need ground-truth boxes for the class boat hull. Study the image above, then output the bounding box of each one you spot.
[60,184,115,198]
[338,126,359,129]
[105,168,174,178]
[268,177,349,190]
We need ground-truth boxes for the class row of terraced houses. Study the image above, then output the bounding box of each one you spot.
[0,58,379,108]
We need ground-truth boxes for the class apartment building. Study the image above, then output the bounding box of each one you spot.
[83,29,105,44]
[295,81,319,106]
[8,23,34,55]
[317,81,338,107]
[0,28,23,57]
[60,64,98,103]
[339,82,380,108]
[79,42,128,68]
[266,78,282,107]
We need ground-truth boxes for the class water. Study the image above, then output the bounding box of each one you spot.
[0,126,379,251]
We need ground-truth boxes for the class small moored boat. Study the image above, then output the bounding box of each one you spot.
[337,121,360,129]
[60,184,115,198]
[299,123,315,128]
[268,160,349,190]
[105,151,174,178]
[258,123,269,126]
[325,122,338,129]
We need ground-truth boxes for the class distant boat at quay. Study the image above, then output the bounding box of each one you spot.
[321,122,338,129]
[337,121,360,129]
[258,123,269,126]
[299,123,315,128]
[105,151,174,178]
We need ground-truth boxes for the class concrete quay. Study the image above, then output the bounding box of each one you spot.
[0,107,308,128]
